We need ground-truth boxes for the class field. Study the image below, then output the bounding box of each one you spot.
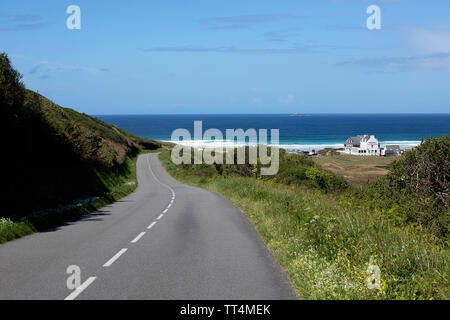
[312,155,398,184]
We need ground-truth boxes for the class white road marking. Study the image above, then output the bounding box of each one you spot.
[66,155,177,301]
[131,232,146,243]
[64,276,97,300]
[103,248,128,267]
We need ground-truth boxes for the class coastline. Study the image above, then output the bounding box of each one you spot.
[160,139,421,152]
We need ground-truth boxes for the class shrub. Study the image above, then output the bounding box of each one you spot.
[387,136,449,211]
[305,167,348,191]
[0,52,24,111]
[273,166,308,185]
[362,136,449,240]
[171,146,348,192]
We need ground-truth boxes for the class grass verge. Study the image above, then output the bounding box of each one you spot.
[159,150,449,300]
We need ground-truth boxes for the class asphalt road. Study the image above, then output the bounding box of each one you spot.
[0,153,297,300]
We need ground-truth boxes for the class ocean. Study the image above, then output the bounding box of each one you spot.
[95,114,450,151]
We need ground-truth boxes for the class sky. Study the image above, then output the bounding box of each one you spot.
[1,0,450,114]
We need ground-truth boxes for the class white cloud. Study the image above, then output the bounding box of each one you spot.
[251,97,263,105]
[337,25,450,71]
[407,27,450,54]
[26,60,109,79]
[279,93,295,105]
[337,52,450,71]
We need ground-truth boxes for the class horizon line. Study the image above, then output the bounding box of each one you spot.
[91,112,450,116]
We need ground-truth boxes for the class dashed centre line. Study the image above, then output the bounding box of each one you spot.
[103,248,128,267]
[131,232,146,243]
[64,276,97,300]
[147,221,157,229]
[65,155,177,300]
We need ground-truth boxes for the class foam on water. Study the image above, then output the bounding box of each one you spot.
[164,139,421,150]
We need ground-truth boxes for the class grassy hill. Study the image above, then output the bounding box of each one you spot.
[0,53,160,242]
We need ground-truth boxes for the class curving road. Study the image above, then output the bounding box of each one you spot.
[0,153,297,300]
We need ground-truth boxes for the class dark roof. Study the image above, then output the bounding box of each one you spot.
[346,136,360,144]
[346,135,372,145]
[385,145,401,151]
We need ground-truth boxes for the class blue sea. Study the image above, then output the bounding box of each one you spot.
[95,114,450,151]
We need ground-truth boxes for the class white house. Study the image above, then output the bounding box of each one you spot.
[382,145,401,157]
[344,135,380,155]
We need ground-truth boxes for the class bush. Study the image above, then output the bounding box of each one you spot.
[171,146,348,192]
[362,136,449,240]
[273,166,308,185]
[0,52,24,111]
[304,167,348,191]
[388,136,449,211]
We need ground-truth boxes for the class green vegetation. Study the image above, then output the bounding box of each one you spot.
[0,218,35,243]
[0,53,161,243]
[1,52,448,299]
[159,141,449,299]
[176,148,348,192]
[357,136,450,241]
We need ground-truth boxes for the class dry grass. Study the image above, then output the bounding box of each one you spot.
[313,155,398,184]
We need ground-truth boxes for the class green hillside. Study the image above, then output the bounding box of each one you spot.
[0,53,160,240]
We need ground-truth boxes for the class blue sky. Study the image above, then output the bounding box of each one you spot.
[1,0,450,114]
